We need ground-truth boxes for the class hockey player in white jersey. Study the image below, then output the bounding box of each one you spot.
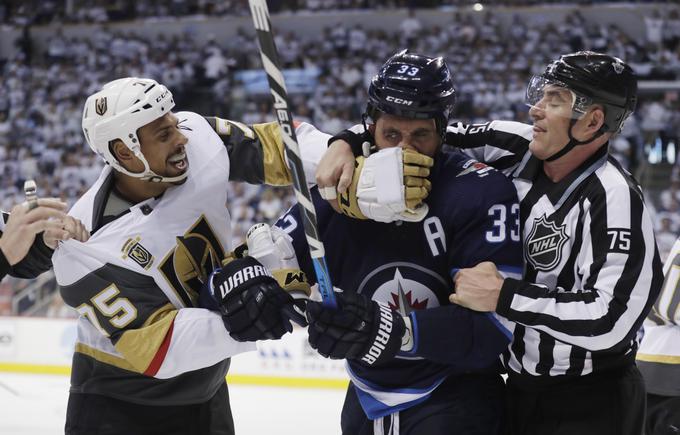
[638,237,680,434]
[52,77,332,435]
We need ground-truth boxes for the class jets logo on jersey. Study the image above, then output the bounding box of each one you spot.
[457,160,493,178]
[358,263,448,316]
[525,215,569,271]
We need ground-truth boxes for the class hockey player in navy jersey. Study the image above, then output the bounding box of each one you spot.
[274,51,523,434]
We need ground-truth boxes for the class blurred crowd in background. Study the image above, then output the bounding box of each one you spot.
[0,1,679,316]
[2,0,678,26]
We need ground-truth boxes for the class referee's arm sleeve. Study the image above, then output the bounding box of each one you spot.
[9,234,54,278]
[0,212,54,279]
[496,184,664,351]
[445,120,532,170]
[0,246,10,281]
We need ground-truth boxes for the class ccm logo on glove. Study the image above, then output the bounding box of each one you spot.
[219,265,269,298]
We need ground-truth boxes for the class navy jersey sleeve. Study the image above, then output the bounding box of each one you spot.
[408,168,522,366]
[274,188,334,285]
[407,305,512,368]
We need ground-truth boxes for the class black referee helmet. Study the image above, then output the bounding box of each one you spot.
[542,51,638,133]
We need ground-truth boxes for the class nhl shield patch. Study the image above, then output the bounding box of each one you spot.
[525,215,569,271]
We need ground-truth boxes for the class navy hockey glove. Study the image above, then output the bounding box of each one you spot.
[306,292,405,366]
[208,256,306,342]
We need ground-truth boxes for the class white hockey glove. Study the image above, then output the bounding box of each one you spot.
[336,147,432,223]
[245,223,311,300]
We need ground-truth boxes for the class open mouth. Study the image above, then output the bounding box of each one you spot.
[168,151,188,171]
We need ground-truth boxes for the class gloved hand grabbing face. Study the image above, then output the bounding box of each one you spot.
[334,147,433,223]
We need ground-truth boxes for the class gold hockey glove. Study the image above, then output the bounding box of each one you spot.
[337,147,433,223]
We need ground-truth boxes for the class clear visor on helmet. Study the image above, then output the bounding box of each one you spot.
[525,75,593,120]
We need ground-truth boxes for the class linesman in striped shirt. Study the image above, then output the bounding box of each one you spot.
[318,51,664,435]
[449,52,664,435]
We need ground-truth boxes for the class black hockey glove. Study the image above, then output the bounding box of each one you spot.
[306,292,405,367]
[208,256,306,342]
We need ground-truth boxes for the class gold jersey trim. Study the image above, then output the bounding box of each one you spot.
[75,342,137,372]
[253,122,292,186]
[114,305,178,373]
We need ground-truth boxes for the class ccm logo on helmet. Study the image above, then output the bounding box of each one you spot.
[385,96,413,106]
[156,90,170,103]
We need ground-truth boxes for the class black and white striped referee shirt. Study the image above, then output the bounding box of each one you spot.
[447,120,664,388]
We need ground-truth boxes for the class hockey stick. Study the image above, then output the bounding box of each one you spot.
[248,0,337,308]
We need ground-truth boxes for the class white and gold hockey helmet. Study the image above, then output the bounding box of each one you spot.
[82,77,186,183]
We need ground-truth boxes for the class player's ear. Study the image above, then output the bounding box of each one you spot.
[110,140,133,162]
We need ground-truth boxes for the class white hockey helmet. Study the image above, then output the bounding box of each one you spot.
[82,77,187,183]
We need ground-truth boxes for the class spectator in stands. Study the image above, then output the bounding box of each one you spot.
[654,214,678,261]
[644,10,664,49]
[641,99,672,148]
[660,177,680,211]
[665,8,680,49]
[399,9,422,45]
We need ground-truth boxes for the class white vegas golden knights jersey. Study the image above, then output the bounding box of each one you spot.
[53,111,325,405]
[638,238,680,396]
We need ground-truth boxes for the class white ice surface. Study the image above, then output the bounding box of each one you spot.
[0,373,345,435]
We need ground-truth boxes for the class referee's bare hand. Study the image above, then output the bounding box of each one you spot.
[315,139,355,213]
[0,198,68,265]
[450,262,504,312]
[43,215,90,249]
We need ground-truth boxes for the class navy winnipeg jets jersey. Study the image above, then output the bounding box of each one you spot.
[276,149,523,418]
